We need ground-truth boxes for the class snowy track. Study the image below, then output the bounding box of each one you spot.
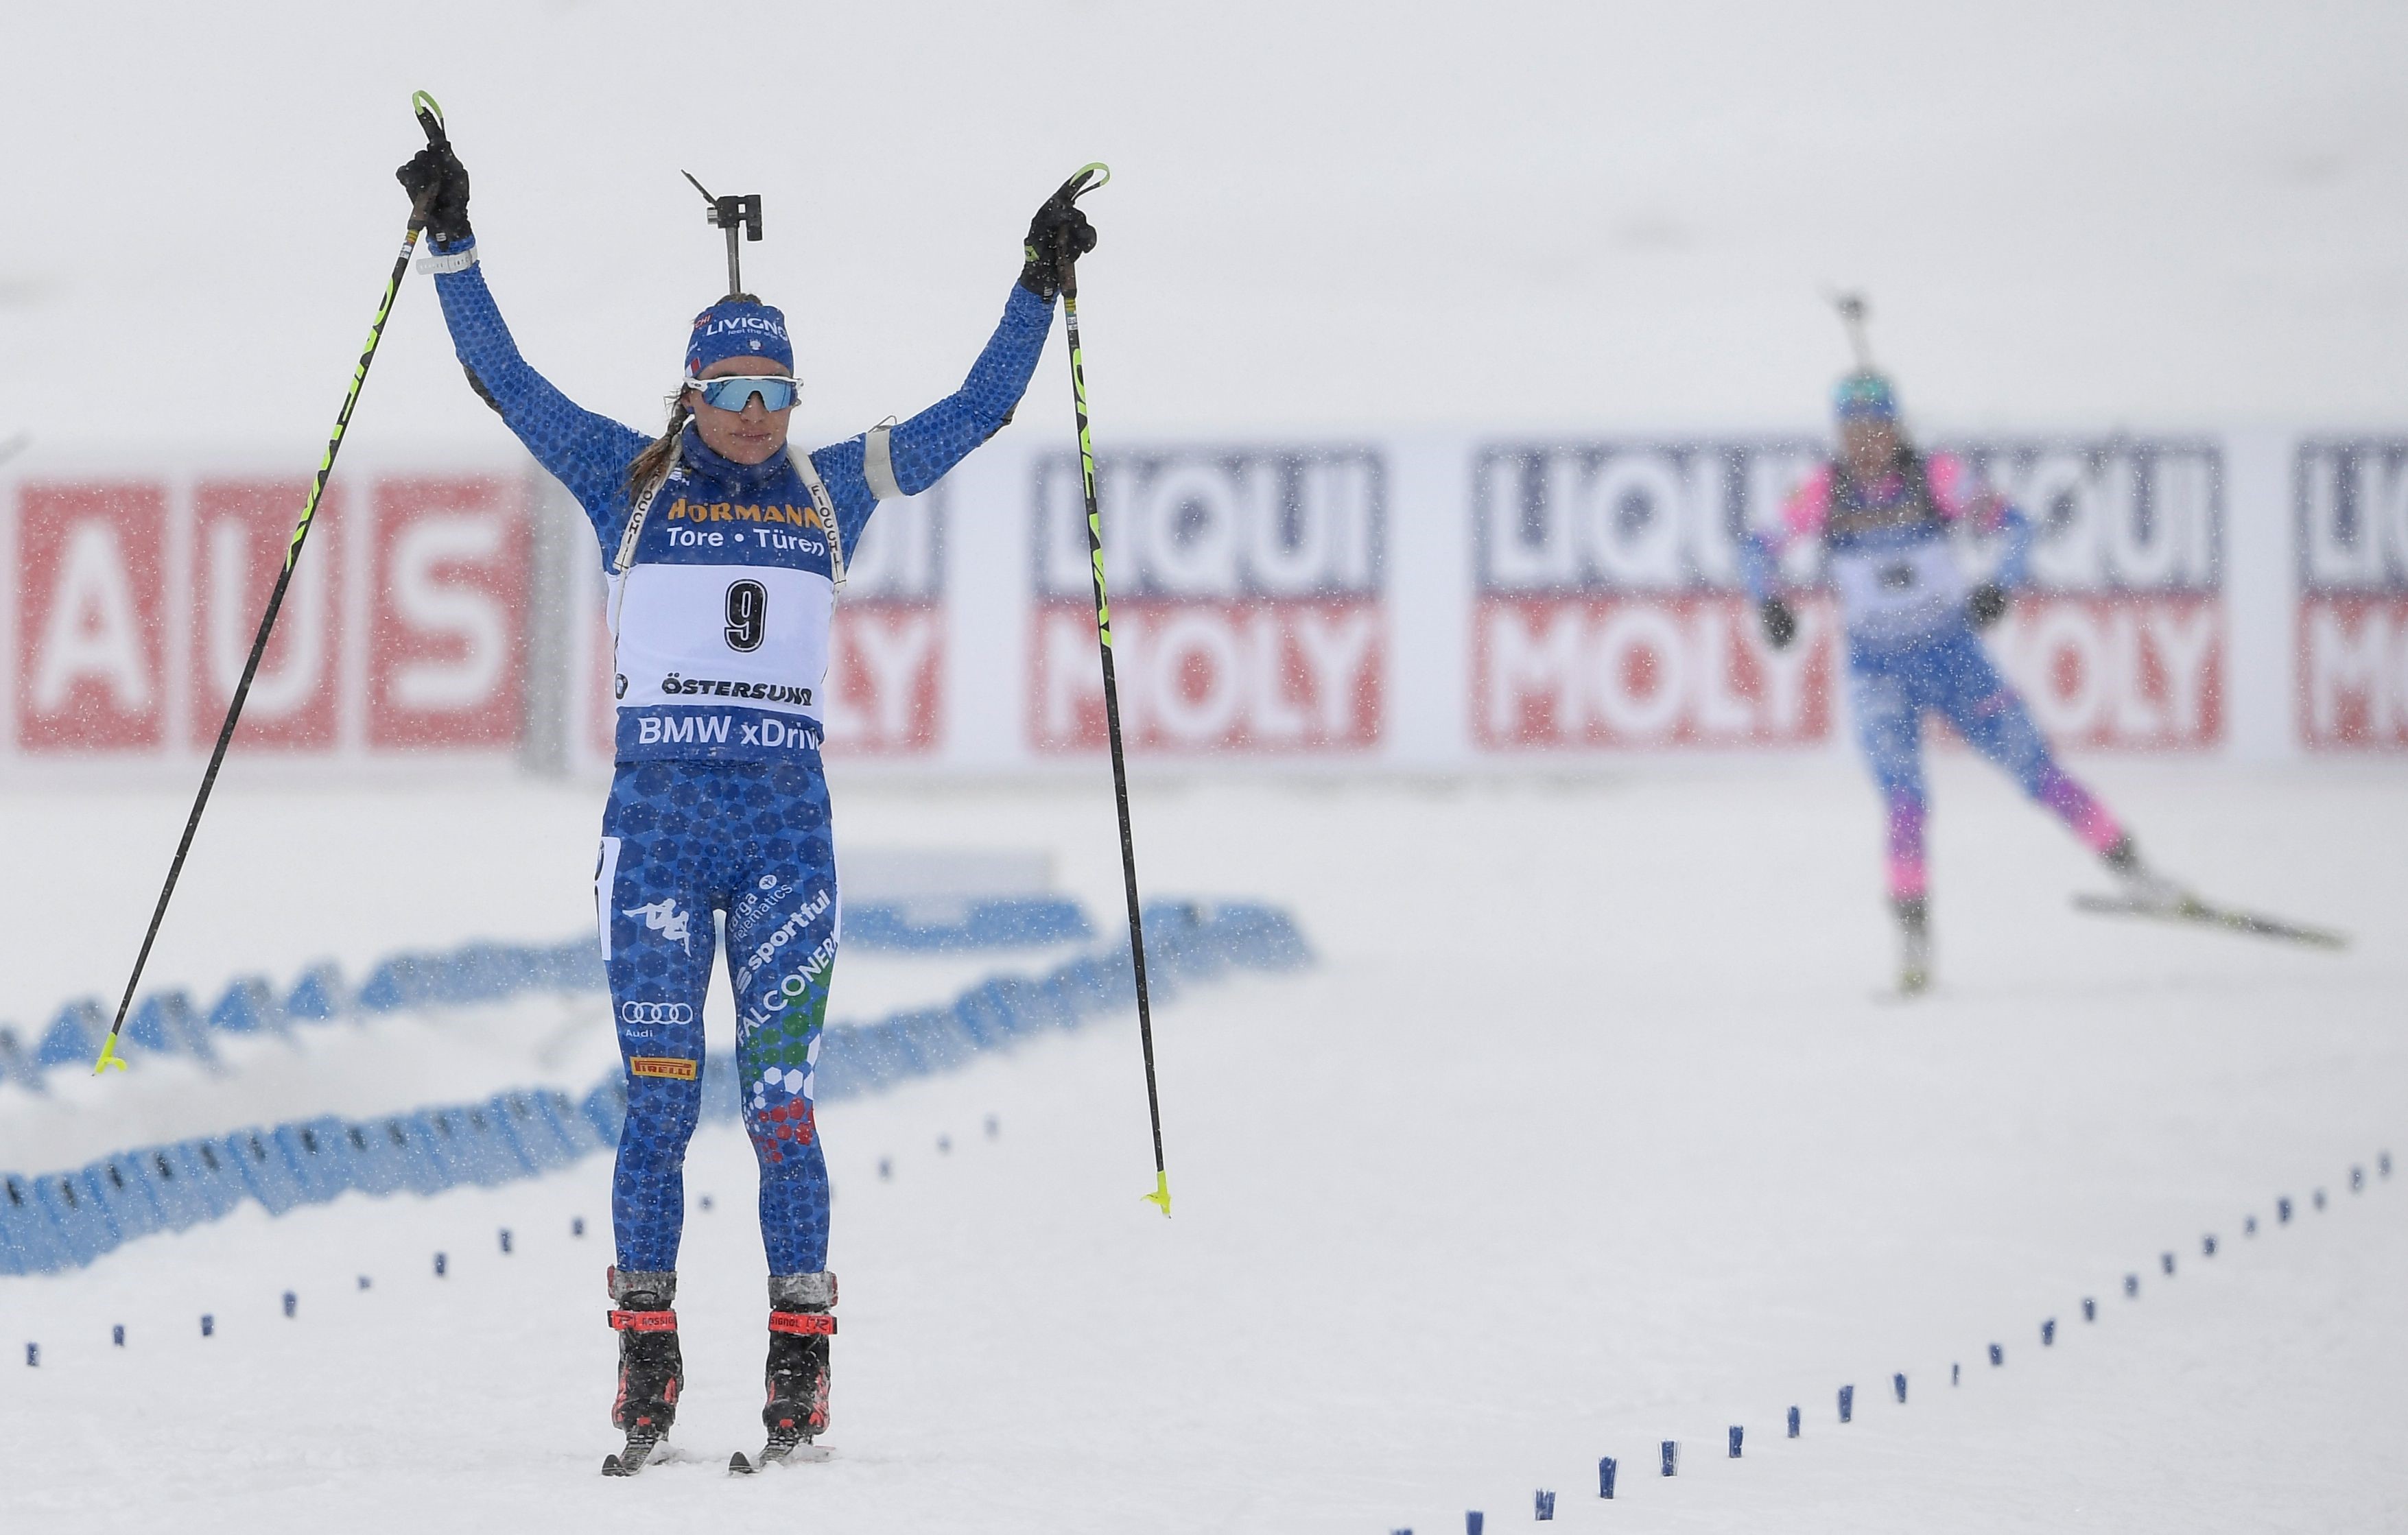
[4,761,2406,1531]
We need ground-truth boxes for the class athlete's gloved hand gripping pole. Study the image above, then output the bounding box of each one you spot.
[1041,165,1172,1218]
[93,93,453,1076]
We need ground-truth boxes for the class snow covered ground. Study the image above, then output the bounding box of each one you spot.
[3,760,2404,1531]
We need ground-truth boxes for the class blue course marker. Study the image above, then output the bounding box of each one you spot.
[200,1315,214,1337]
[1839,1385,1854,1423]
[1990,1344,2004,1366]
[2162,1252,2175,1276]
[113,1325,123,1347]
[1534,1488,1555,1521]
[282,1291,296,1319]
[1598,1456,1618,1499]
[2042,1319,2056,1346]
[1787,1406,1800,1438]
[2084,1298,2097,1321]
[1894,1371,1909,1402]
[434,1252,447,1278]
[2204,1234,2218,1257]
[2278,1198,2292,1224]
[1465,1512,1483,1534]
[1728,1425,1744,1458]
[1661,1440,1678,1476]
[2125,1274,2140,1297]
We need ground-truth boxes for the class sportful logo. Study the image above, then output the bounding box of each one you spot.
[734,888,836,995]
[623,898,693,955]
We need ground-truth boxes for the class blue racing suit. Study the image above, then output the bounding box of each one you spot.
[431,237,1054,1275]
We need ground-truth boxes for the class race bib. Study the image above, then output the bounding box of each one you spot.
[611,562,831,717]
[1828,540,1969,641]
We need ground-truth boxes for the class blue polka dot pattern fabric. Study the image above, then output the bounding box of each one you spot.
[597,759,839,1275]
[423,230,1057,1281]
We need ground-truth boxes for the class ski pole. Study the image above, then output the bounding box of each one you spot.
[92,91,452,1075]
[1050,163,1171,1217]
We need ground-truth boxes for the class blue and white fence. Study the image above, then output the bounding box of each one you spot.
[0,899,1309,1276]
[0,894,1094,1090]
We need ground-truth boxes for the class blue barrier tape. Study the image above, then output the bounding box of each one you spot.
[0,898,1097,1091]
[0,900,1308,1274]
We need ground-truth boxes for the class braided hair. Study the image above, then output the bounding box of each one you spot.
[626,390,693,495]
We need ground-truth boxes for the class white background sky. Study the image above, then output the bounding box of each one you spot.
[1,1,2403,455]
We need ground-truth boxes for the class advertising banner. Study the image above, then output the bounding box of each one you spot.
[0,428,2392,773]
[4,470,525,764]
[1963,439,2224,750]
[1026,448,1386,756]
[1470,441,1831,750]
[2294,440,2408,749]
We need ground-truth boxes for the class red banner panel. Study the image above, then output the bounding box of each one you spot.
[1989,595,2224,750]
[1030,597,1384,753]
[367,475,526,748]
[1474,594,1833,748]
[2297,597,2408,748]
[821,604,945,754]
[187,478,344,751]
[16,481,169,751]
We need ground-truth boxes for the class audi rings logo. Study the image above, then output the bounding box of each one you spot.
[620,1001,694,1025]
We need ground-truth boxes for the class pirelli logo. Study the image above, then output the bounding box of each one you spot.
[629,1056,698,1082]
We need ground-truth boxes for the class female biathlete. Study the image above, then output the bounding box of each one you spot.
[1744,372,2187,994]
[397,137,1095,1471]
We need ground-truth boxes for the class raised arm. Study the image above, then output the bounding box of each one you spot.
[806,283,1057,549]
[398,137,648,551]
[431,243,651,538]
[803,182,1094,549]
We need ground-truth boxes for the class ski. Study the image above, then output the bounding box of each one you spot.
[2073,892,2348,949]
[729,1437,829,1475]
[600,1430,664,1477]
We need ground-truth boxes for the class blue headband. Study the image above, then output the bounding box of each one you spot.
[686,300,794,376]
[1834,371,1898,422]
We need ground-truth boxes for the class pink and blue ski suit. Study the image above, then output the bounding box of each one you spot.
[1744,449,2124,901]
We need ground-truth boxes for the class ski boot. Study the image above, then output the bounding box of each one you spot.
[603,1268,681,1476]
[732,1271,836,1473]
[1893,894,1932,996]
[2102,835,2193,914]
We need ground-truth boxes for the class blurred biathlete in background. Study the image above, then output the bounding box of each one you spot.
[397,133,1096,1474]
[1742,372,2188,995]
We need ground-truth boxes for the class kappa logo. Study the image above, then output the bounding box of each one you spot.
[620,1001,694,1025]
[623,898,694,954]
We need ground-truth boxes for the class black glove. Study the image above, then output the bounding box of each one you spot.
[395,142,473,246]
[1968,582,2009,629]
[1758,596,1799,650]
[1017,189,1098,299]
